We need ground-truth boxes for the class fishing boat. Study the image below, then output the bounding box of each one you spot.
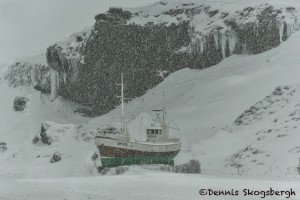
[95,73,181,168]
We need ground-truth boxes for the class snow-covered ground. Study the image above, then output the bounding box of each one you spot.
[2,12,300,200]
[0,174,299,200]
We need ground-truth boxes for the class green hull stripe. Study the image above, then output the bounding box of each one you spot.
[101,155,175,168]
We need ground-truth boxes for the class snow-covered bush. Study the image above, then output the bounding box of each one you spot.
[173,159,201,174]
[173,163,190,173]
[141,160,201,174]
[159,165,173,172]
[188,159,201,174]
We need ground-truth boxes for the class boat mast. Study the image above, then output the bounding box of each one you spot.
[162,87,169,140]
[117,73,125,134]
[162,87,165,126]
[121,73,125,133]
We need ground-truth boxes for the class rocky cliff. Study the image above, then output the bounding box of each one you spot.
[5,1,300,116]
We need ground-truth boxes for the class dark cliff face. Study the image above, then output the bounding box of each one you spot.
[188,5,288,69]
[226,5,281,54]
[79,20,190,114]
[47,8,191,115]
[44,4,297,116]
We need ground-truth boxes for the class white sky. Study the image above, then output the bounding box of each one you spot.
[0,0,158,65]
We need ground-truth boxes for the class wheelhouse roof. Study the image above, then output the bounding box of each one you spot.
[147,127,162,130]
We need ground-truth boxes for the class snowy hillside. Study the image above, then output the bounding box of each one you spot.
[2,12,300,200]
[87,29,300,178]
[2,0,300,199]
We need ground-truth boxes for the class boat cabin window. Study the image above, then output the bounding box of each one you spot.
[147,129,162,135]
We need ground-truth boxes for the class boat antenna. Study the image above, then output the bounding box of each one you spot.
[116,73,125,134]
[152,88,167,126]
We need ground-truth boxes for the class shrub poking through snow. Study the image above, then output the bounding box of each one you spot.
[171,159,201,174]
[159,165,173,172]
[50,152,62,163]
[173,163,190,173]
[13,97,29,111]
[98,167,109,175]
[115,166,129,175]
[297,158,300,175]
[188,159,201,173]
[91,152,99,161]
[98,160,201,175]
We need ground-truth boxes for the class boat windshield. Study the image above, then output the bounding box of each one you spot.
[147,129,162,134]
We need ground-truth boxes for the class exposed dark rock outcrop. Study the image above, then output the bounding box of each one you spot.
[13,97,29,111]
[234,86,295,125]
[50,151,62,163]
[3,3,298,116]
[95,7,132,24]
[0,142,7,153]
[32,135,40,144]
[47,9,190,115]
[228,5,281,54]
[40,123,53,145]
[17,3,297,116]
